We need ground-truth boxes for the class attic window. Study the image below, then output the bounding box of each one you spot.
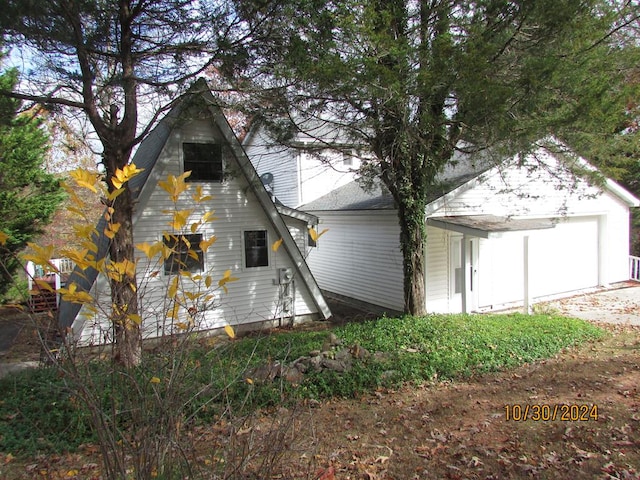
[164,233,204,275]
[183,142,223,182]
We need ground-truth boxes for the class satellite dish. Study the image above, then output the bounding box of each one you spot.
[260,172,274,186]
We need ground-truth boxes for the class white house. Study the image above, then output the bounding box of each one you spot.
[58,80,331,346]
[298,145,639,314]
[243,121,362,208]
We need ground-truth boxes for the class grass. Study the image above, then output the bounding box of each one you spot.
[0,312,604,456]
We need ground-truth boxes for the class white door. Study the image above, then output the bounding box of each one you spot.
[466,237,479,312]
[450,235,480,313]
[450,235,463,310]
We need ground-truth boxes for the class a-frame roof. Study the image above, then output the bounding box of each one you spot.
[58,79,330,334]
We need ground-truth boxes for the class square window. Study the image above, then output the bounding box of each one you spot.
[244,230,268,268]
[183,142,223,182]
[164,234,204,274]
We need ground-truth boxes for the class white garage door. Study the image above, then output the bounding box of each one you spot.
[530,217,599,297]
[477,216,599,308]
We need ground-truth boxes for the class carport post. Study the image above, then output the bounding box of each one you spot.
[523,235,532,314]
[598,215,609,287]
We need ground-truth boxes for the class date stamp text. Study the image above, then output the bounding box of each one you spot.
[504,403,598,422]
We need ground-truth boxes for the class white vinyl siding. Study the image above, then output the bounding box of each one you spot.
[297,150,359,207]
[244,128,359,208]
[306,211,404,311]
[425,226,451,313]
[78,118,322,345]
[427,157,629,312]
[244,128,299,207]
[430,153,621,220]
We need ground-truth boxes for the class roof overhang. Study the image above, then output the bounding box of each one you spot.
[276,204,318,225]
[427,215,556,239]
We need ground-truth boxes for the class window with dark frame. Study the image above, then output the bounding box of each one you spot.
[244,230,268,268]
[307,230,317,248]
[183,142,223,182]
[164,233,204,275]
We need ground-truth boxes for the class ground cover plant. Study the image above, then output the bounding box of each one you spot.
[0,312,603,462]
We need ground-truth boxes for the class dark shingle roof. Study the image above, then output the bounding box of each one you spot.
[301,150,495,212]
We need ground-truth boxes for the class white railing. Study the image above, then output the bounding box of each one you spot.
[26,258,76,291]
[631,256,640,282]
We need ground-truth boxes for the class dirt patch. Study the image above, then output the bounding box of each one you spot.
[0,307,55,363]
[1,316,639,479]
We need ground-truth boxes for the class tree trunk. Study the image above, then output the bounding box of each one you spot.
[397,200,427,316]
[109,180,142,368]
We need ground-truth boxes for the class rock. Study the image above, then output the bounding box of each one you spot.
[283,365,305,384]
[321,358,351,373]
[292,357,308,373]
[334,348,352,361]
[350,343,370,359]
[244,340,378,384]
[309,355,323,372]
[245,361,283,384]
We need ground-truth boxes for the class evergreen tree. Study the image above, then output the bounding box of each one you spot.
[0,67,64,298]
[237,0,636,314]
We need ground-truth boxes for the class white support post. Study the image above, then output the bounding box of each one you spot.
[52,259,62,306]
[598,215,609,287]
[461,235,468,314]
[523,235,532,315]
[25,261,35,292]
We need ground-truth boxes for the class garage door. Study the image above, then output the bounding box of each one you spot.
[530,216,599,297]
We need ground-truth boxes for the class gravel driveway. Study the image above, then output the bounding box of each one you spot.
[541,282,640,326]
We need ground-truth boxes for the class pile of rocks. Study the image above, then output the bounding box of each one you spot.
[244,332,375,385]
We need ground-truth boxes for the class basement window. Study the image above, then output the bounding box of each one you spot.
[164,233,204,274]
[183,142,223,182]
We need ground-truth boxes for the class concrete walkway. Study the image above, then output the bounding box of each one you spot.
[541,282,640,326]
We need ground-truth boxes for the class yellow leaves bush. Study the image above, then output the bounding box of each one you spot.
[218,269,239,294]
[19,164,240,344]
[272,237,283,252]
[59,283,94,305]
[106,259,137,283]
[69,168,100,193]
[111,163,144,190]
[24,243,58,271]
[158,172,191,202]
[309,227,329,242]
